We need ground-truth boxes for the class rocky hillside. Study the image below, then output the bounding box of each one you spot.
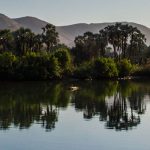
[57,22,150,47]
[0,13,150,47]
[0,13,21,31]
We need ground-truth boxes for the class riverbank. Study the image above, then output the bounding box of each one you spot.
[0,51,148,81]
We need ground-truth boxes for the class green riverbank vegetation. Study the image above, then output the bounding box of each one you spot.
[0,23,149,80]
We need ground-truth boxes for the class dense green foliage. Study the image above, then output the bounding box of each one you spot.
[0,52,17,79]
[54,48,73,75]
[73,62,93,79]
[0,23,149,80]
[117,59,135,77]
[19,53,61,80]
[0,52,70,80]
[73,23,146,64]
[93,58,118,78]
[74,58,135,79]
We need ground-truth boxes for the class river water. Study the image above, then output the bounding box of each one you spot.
[0,80,150,150]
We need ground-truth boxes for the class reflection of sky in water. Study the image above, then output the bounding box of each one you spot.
[0,103,150,150]
[0,81,149,150]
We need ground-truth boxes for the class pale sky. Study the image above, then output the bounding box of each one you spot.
[0,0,150,27]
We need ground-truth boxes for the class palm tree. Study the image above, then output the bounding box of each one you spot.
[0,29,13,52]
[119,24,130,59]
[103,23,146,62]
[128,26,146,62]
[42,24,59,52]
[34,34,43,51]
[13,28,35,55]
[96,29,108,57]
[74,32,98,63]
[27,32,35,52]
[104,24,119,59]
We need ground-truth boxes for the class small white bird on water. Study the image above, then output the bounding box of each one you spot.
[69,86,79,91]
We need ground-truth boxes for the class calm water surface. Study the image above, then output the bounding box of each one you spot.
[0,80,150,150]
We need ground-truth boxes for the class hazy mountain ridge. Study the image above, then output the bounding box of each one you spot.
[57,22,150,47]
[14,16,48,33]
[0,13,150,47]
[0,13,21,31]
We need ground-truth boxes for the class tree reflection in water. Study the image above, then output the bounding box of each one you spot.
[0,81,149,131]
[0,82,70,131]
[106,94,141,130]
[73,81,148,131]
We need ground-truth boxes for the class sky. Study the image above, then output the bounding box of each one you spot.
[0,0,150,27]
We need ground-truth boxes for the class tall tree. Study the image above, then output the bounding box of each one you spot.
[13,28,35,55]
[95,29,108,57]
[42,24,59,52]
[103,23,146,62]
[33,34,43,51]
[74,32,98,64]
[0,29,13,52]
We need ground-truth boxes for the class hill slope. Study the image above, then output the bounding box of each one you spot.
[56,22,150,47]
[0,13,21,31]
[0,14,150,47]
[14,16,48,34]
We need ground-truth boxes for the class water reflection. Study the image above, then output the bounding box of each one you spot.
[0,81,149,131]
[73,81,149,131]
[0,82,70,131]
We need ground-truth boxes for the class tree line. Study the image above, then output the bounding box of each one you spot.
[0,23,149,80]
[73,23,146,64]
[0,24,59,55]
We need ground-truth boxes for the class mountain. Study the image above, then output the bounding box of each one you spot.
[56,22,150,47]
[0,13,150,47]
[0,13,21,31]
[14,16,48,34]
[14,16,68,46]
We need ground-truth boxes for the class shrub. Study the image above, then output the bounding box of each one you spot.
[0,52,17,79]
[133,66,150,77]
[117,59,135,77]
[54,48,73,75]
[92,58,118,78]
[16,52,61,80]
[73,62,93,79]
[47,55,62,79]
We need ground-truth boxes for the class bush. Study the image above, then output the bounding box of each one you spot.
[92,58,118,78]
[73,62,93,79]
[47,55,62,79]
[16,52,61,80]
[54,48,73,75]
[0,52,138,80]
[133,66,150,77]
[117,59,135,77]
[0,52,17,79]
